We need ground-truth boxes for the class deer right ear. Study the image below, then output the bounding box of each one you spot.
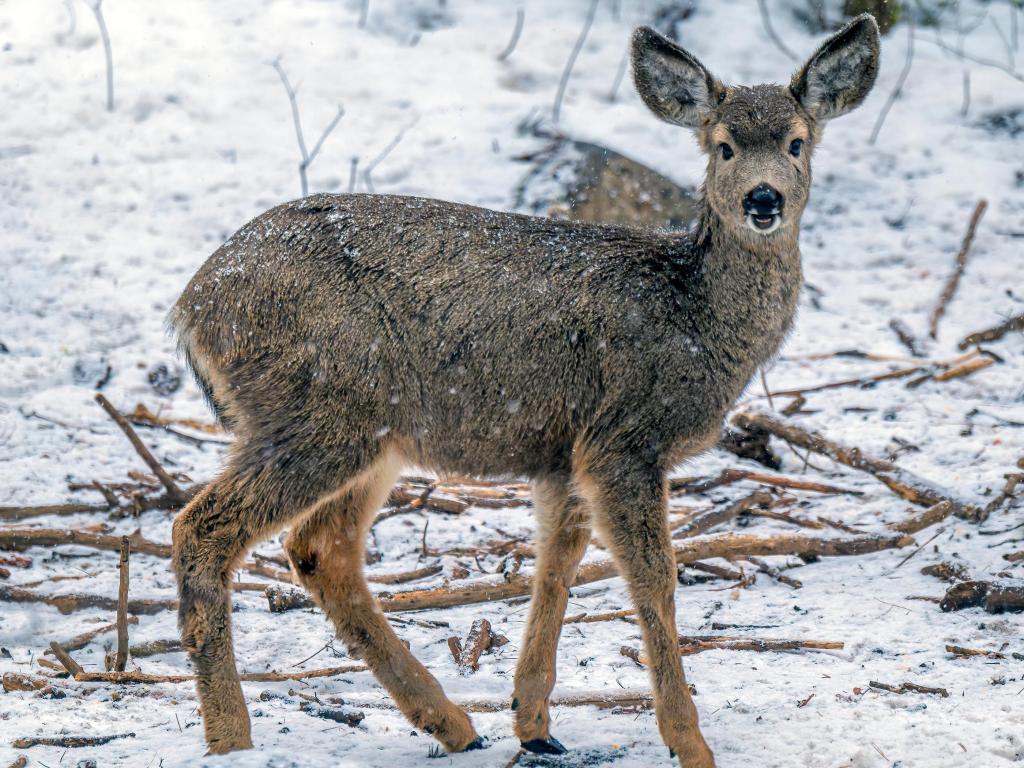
[631,26,720,129]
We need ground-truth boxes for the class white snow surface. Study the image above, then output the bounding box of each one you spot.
[1,1,1023,767]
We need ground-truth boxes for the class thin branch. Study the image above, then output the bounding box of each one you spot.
[86,0,114,112]
[94,394,188,504]
[270,57,344,196]
[553,0,599,123]
[928,199,988,339]
[362,121,414,193]
[958,311,1024,349]
[607,43,630,102]
[870,20,915,145]
[497,7,525,62]
[757,0,799,61]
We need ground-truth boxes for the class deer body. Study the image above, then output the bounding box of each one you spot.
[177,194,800,478]
[170,17,878,768]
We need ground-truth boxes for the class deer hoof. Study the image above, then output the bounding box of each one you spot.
[521,736,567,755]
[463,736,487,751]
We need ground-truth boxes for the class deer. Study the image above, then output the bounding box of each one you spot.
[169,15,879,767]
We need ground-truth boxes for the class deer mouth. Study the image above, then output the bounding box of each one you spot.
[745,212,781,235]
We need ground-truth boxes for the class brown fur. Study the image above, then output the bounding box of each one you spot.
[169,16,878,767]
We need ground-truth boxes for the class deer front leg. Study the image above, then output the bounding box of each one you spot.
[576,455,715,768]
[512,475,592,754]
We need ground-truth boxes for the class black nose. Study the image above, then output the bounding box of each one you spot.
[743,184,784,214]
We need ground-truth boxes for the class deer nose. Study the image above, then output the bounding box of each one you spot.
[743,184,784,214]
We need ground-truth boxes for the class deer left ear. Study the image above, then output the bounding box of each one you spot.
[791,13,880,122]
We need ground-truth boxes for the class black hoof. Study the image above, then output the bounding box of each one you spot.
[464,736,487,751]
[521,737,568,755]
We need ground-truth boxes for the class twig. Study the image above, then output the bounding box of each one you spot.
[358,0,369,28]
[671,468,861,496]
[869,680,949,697]
[270,57,344,197]
[451,618,495,674]
[115,536,130,671]
[95,393,188,504]
[889,319,924,357]
[757,0,798,60]
[746,556,802,588]
[732,410,981,520]
[497,7,525,62]
[928,199,988,339]
[607,44,630,102]
[552,0,599,123]
[894,528,944,569]
[362,121,414,193]
[958,312,1024,350]
[869,20,915,145]
[563,608,635,624]
[86,0,114,111]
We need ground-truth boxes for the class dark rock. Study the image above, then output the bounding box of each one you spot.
[147,363,182,396]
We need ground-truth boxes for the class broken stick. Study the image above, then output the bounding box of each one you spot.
[115,535,130,671]
[958,312,1024,350]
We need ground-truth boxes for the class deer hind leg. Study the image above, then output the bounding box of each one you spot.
[575,451,715,768]
[284,449,482,753]
[512,474,591,754]
[172,448,361,755]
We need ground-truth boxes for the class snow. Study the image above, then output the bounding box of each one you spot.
[1,1,1023,767]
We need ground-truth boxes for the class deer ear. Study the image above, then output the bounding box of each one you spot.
[632,26,721,129]
[791,13,880,122]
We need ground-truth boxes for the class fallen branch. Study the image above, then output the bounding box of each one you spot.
[946,644,1005,659]
[959,312,1024,350]
[940,580,1024,613]
[671,469,860,496]
[47,617,138,653]
[13,733,134,749]
[95,393,189,505]
[746,556,802,588]
[671,491,773,539]
[448,618,505,674]
[928,199,988,339]
[48,641,83,677]
[869,680,949,697]
[564,608,635,624]
[0,586,176,616]
[622,635,843,664]
[361,531,912,614]
[68,663,367,685]
[887,501,954,534]
[732,410,981,520]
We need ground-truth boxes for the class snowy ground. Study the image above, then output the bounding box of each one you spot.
[2,1,1023,766]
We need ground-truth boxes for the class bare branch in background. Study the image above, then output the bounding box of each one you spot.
[607,44,630,103]
[362,121,415,193]
[497,7,525,62]
[86,0,114,111]
[270,57,345,197]
[757,0,798,61]
[63,0,76,36]
[553,0,599,123]
[869,20,915,145]
[358,0,370,29]
[348,157,359,192]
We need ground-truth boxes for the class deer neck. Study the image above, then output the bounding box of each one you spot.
[688,199,803,374]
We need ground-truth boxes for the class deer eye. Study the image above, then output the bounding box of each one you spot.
[719,143,734,161]
[789,138,804,157]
